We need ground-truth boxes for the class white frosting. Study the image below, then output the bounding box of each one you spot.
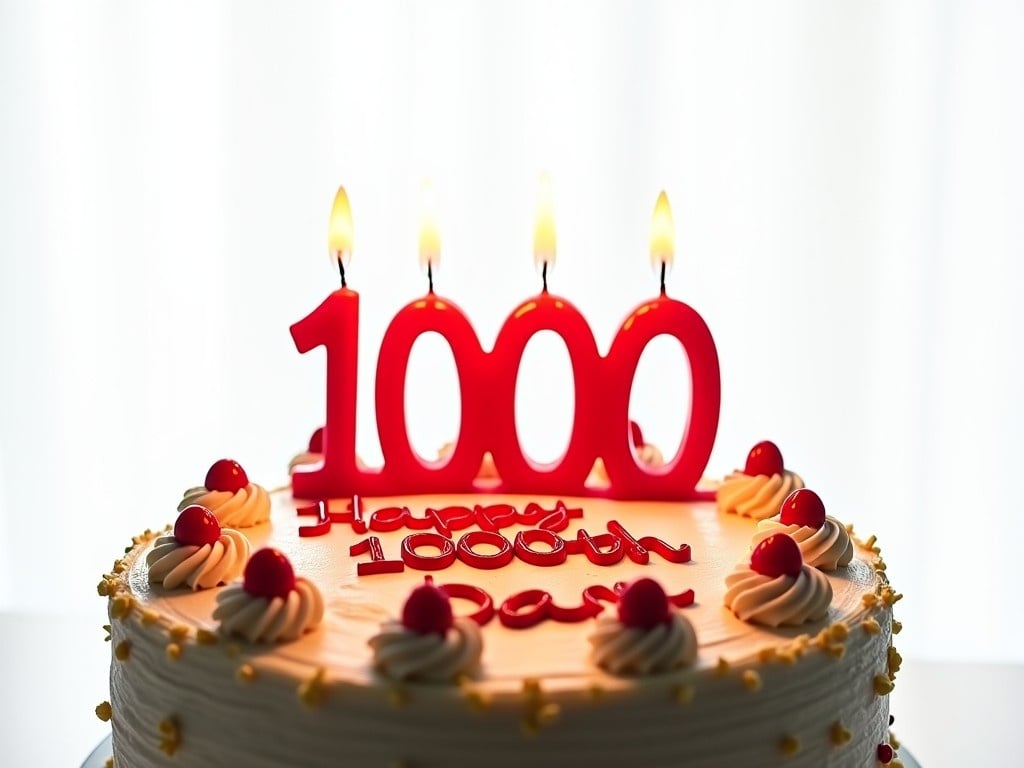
[146,529,250,590]
[723,563,834,627]
[716,470,805,520]
[368,617,483,683]
[288,451,323,472]
[213,578,324,643]
[588,612,697,675]
[107,490,892,768]
[753,515,854,570]
[178,483,271,528]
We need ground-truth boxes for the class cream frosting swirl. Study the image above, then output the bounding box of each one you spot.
[213,579,324,643]
[368,617,483,683]
[588,613,697,676]
[288,451,323,472]
[716,470,804,520]
[752,515,854,570]
[723,564,832,627]
[178,483,270,528]
[146,529,250,591]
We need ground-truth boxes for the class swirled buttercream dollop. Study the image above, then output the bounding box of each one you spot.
[723,564,832,627]
[178,483,270,528]
[752,516,854,570]
[368,617,483,683]
[588,613,697,675]
[213,578,324,643]
[146,529,250,590]
[717,470,804,520]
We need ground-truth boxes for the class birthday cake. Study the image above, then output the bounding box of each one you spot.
[95,188,905,767]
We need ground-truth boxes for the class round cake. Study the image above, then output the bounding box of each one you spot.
[97,449,905,768]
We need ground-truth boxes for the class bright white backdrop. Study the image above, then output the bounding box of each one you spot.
[1,0,1022,664]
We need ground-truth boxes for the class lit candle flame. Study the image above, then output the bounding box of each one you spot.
[533,172,556,272]
[327,186,354,268]
[649,190,675,273]
[419,180,441,273]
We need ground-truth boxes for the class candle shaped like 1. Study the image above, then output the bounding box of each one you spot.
[374,182,487,493]
[602,191,720,499]
[290,187,363,501]
[490,174,602,492]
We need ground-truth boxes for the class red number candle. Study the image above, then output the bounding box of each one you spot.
[602,191,720,500]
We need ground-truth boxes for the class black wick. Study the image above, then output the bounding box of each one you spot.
[338,257,347,289]
[542,261,549,294]
[659,260,666,296]
[427,261,434,294]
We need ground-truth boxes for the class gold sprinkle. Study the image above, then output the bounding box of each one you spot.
[887,646,903,679]
[140,609,161,626]
[716,657,731,676]
[535,702,560,726]
[824,643,846,660]
[875,559,888,572]
[236,664,256,683]
[779,734,800,756]
[110,595,133,619]
[828,622,849,642]
[97,579,115,597]
[881,587,904,606]
[169,625,190,641]
[95,701,112,722]
[196,629,218,645]
[741,670,762,692]
[891,761,905,768]
[674,684,695,704]
[892,619,903,635]
[830,721,852,745]
[165,643,182,661]
[862,594,880,609]
[112,559,127,574]
[103,624,111,642]
[777,650,797,666]
[464,688,491,712]
[890,730,901,749]
[114,640,132,661]
[861,618,881,635]
[298,667,326,709]
[873,674,895,696]
[388,687,409,708]
[844,522,855,534]
[587,683,605,701]
[758,646,778,663]
[157,716,181,756]
[104,758,114,768]
[863,534,878,550]
[522,677,542,701]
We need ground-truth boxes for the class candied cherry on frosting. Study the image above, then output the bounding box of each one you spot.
[307,427,324,453]
[877,743,894,763]
[401,581,455,636]
[750,534,803,579]
[743,440,785,477]
[244,548,296,600]
[205,459,250,493]
[174,504,222,547]
[617,577,671,630]
[779,488,827,529]
[629,420,644,449]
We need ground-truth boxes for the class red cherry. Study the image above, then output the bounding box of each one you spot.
[307,427,324,453]
[744,440,784,477]
[173,505,221,546]
[779,488,826,529]
[401,582,454,636]
[205,459,249,493]
[243,548,296,600]
[750,534,803,578]
[617,577,671,630]
[877,743,894,763]
[629,421,644,449]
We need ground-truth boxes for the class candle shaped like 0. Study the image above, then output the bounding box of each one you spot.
[488,174,602,493]
[601,192,721,499]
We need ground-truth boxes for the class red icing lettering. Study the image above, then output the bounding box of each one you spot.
[513,529,567,567]
[456,530,514,570]
[437,582,495,626]
[401,532,457,571]
[350,536,404,575]
[369,505,410,532]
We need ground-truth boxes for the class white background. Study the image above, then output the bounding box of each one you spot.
[2,0,1022,665]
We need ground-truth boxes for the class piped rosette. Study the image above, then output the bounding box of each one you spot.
[368,580,483,683]
[723,533,833,627]
[589,577,697,676]
[178,459,270,528]
[214,548,324,643]
[717,440,805,520]
[288,427,324,472]
[147,505,250,590]
[751,489,853,571]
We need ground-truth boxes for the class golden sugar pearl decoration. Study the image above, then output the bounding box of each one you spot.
[587,683,605,701]
[880,586,904,606]
[97,577,118,597]
[873,674,895,696]
[298,667,327,709]
[236,664,257,683]
[165,643,182,662]
[715,657,731,676]
[102,624,111,642]
[196,629,218,645]
[140,609,161,627]
[110,595,134,619]
[862,593,880,609]
[779,734,801,756]
[169,625,190,642]
[861,618,881,635]
[828,622,849,642]
[114,640,132,662]
[104,758,114,768]
[887,646,903,679]
[112,558,127,574]
[892,619,903,635]
[157,716,181,757]
[758,646,777,663]
[829,721,852,746]
[741,670,762,692]
[95,701,112,722]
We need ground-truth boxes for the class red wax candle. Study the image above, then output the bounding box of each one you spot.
[602,192,719,500]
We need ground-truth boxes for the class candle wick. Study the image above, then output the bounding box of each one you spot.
[427,261,434,294]
[338,257,347,289]
[659,260,666,296]
[542,261,548,294]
